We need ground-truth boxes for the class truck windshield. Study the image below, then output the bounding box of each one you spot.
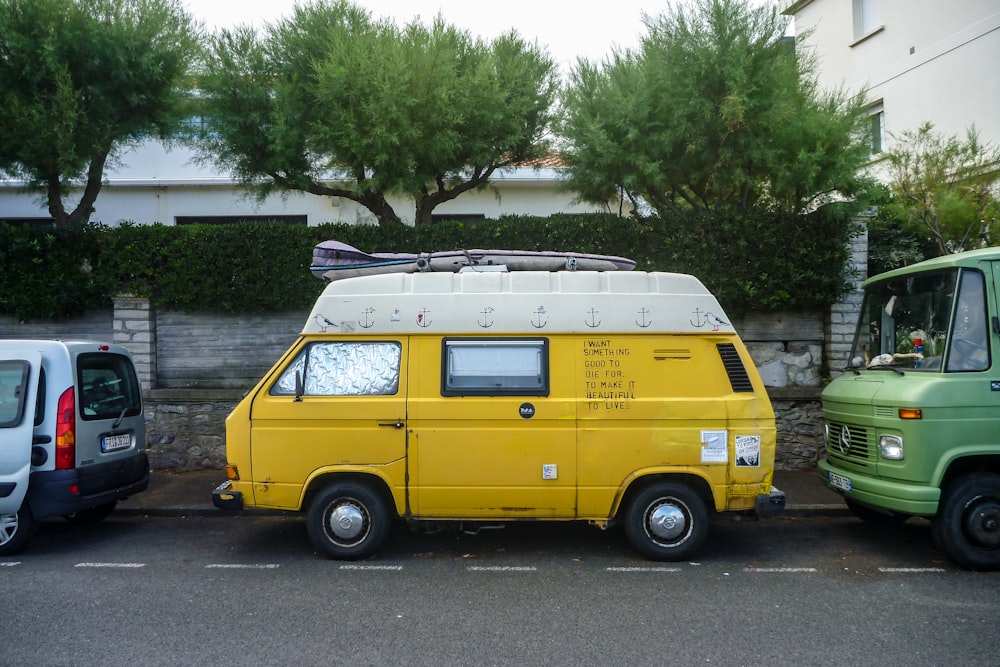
[847,268,990,373]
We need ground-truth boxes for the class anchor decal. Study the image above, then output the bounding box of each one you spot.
[478,306,495,328]
[359,307,376,329]
[416,308,432,328]
[531,306,548,329]
[635,307,652,328]
[585,307,601,328]
[690,307,706,328]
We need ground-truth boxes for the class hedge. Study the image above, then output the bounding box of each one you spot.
[0,207,859,320]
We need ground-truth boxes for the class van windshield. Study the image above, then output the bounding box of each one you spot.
[847,268,990,372]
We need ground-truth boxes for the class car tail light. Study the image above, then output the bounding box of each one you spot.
[56,386,76,470]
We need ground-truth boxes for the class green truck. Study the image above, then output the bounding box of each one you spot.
[820,247,1000,570]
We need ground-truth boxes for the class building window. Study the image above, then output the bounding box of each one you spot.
[174,215,307,225]
[853,0,882,40]
[430,214,486,224]
[865,104,884,156]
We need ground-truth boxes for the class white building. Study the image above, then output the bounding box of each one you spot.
[0,140,608,227]
[783,0,1000,174]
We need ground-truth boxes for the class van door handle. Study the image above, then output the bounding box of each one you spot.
[378,421,405,429]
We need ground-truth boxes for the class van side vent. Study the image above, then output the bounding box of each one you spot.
[716,343,754,392]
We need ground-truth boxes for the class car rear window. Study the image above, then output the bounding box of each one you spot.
[77,353,142,420]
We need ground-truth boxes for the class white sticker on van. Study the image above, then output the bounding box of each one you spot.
[735,435,761,467]
[701,430,728,463]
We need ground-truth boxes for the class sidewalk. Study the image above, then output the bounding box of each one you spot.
[116,468,849,517]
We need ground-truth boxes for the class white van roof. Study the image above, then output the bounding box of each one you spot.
[304,270,733,335]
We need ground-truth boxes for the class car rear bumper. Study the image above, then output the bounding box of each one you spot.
[27,454,149,519]
[755,487,786,516]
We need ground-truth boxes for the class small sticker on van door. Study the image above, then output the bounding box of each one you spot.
[735,435,761,467]
[700,430,728,463]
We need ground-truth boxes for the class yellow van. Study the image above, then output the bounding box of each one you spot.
[213,270,783,559]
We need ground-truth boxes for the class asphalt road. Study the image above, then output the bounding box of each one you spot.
[2,513,997,666]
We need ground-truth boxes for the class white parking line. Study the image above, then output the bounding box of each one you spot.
[878,567,946,573]
[75,562,146,568]
[205,564,280,569]
[743,567,818,573]
[339,564,404,571]
[466,566,537,572]
[606,567,682,572]
[0,562,21,567]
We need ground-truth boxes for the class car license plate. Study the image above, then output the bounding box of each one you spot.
[829,471,852,493]
[101,433,132,452]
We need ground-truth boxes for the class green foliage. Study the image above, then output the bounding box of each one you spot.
[0,212,858,320]
[559,0,873,216]
[883,122,1000,255]
[0,0,200,226]
[0,223,106,318]
[195,0,558,227]
[862,186,936,277]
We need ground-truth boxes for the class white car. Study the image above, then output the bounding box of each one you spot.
[0,340,148,555]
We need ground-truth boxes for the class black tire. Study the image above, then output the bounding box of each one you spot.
[932,473,1000,571]
[846,498,909,525]
[65,501,118,525]
[0,503,36,557]
[624,483,709,561]
[306,482,391,560]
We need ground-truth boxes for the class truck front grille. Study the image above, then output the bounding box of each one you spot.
[825,421,875,464]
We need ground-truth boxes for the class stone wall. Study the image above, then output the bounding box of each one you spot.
[144,389,242,470]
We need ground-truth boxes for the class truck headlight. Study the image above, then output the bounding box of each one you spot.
[878,435,904,460]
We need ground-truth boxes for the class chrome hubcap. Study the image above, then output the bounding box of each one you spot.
[647,501,688,542]
[328,503,366,541]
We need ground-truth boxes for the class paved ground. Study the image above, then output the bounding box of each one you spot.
[117,468,848,517]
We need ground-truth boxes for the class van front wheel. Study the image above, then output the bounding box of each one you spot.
[624,483,709,561]
[306,483,391,560]
[933,473,1000,571]
[0,504,36,556]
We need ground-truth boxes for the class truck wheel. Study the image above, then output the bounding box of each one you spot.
[624,483,709,561]
[846,499,909,525]
[933,473,1000,571]
[0,504,36,556]
[306,482,391,560]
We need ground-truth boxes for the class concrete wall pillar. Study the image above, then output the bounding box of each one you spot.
[113,295,157,390]
[826,221,869,379]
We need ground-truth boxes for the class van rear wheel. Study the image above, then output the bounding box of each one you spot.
[624,483,709,561]
[933,473,1000,571]
[0,504,36,556]
[306,482,391,560]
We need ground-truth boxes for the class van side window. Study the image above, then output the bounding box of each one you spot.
[946,270,990,372]
[271,342,401,396]
[442,338,548,396]
[77,353,143,420]
[0,360,30,428]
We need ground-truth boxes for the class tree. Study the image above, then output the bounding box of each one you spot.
[559,0,872,216]
[883,122,1000,255]
[195,0,558,226]
[0,0,199,226]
